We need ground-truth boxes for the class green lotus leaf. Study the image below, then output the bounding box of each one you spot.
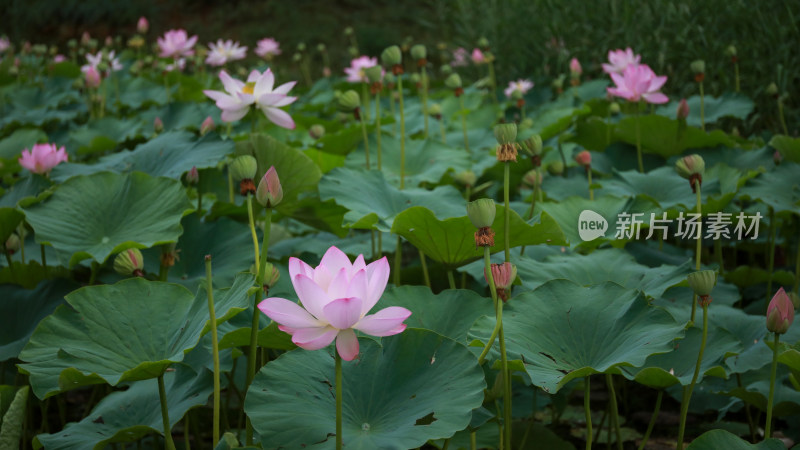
[737,164,800,213]
[770,135,800,164]
[656,94,755,128]
[685,429,784,450]
[0,128,48,160]
[66,117,145,156]
[23,172,192,266]
[244,329,486,449]
[139,101,221,132]
[468,280,685,393]
[614,115,735,158]
[0,174,51,242]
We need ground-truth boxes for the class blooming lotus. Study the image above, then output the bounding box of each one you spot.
[157,29,198,59]
[344,55,380,83]
[451,47,468,67]
[471,48,485,64]
[602,47,641,75]
[19,143,68,175]
[607,63,668,104]
[259,246,411,361]
[81,51,122,76]
[165,58,186,72]
[203,69,297,128]
[205,39,247,66]
[255,38,281,59]
[504,79,533,98]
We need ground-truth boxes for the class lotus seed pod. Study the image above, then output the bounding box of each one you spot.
[548,160,564,175]
[262,262,281,289]
[690,59,705,74]
[494,123,517,145]
[609,102,621,115]
[5,233,20,254]
[428,103,442,117]
[337,90,361,112]
[466,198,496,229]
[309,124,326,140]
[675,154,705,180]
[726,45,737,56]
[687,270,716,297]
[454,170,477,187]
[229,155,258,182]
[381,45,402,67]
[364,65,382,84]
[114,248,144,277]
[411,44,426,61]
[445,73,462,89]
[440,64,453,75]
[766,82,779,96]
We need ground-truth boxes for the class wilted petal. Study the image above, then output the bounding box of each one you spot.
[294,274,331,320]
[354,307,411,336]
[323,297,363,330]
[336,329,360,361]
[292,326,338,351]
[258,297,323,328]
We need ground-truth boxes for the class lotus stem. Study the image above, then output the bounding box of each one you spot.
[587,168,594,201]
[488,60,498,106]
[440,116,447,145]
[699,81,705,132]
[89,261,99,285]
[765,332,781,439]
[389,91,397,137]
[794,235,800,294]
[245,290,259,445]
[18,225,25,264]
[584,376,592,450]
[736,373,757,442]
[766,207,776,311]
[606,373,622,450]
[470,432,477,450]
[677,303,709,449]
[397,76,406,190]
[375,91,382,170]
[5,251,15,281]
[258,208,272,285]
[361,82,370,122]
[394,236,402,286]
[635,104,643,173]
[227,165,234,203]
[421,66,429,138]
[477,246,501,365]
[204,256,221,445]
[358,109,371,170]
[690,181,702,324]
[459,95,470,152]
[158,373,176,450]
[335,350,343,450]
[734,62,740,93]
[499,318,511,448]
[778,98,789,135]
[447,270,456,290]
[503,162,511,262]
[637,390,662,450]
[246,194,260,276]
[419,249,431,288]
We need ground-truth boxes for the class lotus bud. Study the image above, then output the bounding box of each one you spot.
[486,262,517,302]
[548,160,564,175]
[440,64,453,75]
[337,89,361,117]
[687,270,716,306]
[261,262,281,290]
[477,36,489,50]
[347,46,358,58]
[677,98,690,120]
[114,248,144,277]
[519,118,534,131]
[675,154,705,192]
[5,233,20,254]
[766,82,779,96]
[428,102,442,119]
[774,150,782,165]
[766,287,794,334]
[186,166,199,185]
[200,116,215,136]
[85,66,101,89]
[691,59,705,83]
[137,16,149,34]
[609,102,621,115]
[570,58,582,77]
[153,116,164,134]
[523,169,543,188]
[411,44,426,65]
[494,123,518,162]
[309,124,326,140]
[726,45,737,63]
[445,73,462,89]
[467,198,496,247]
[381,45,402,74]
[574,150,591,169]
[317,43,326,52]
[454,170,477,187]
[296,42,306,52]
[81,31,91,46]
[344,26,354,36]
[256,166,283,208]
[230,155,258,195]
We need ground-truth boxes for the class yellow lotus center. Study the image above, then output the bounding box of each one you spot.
[242,82,255,95]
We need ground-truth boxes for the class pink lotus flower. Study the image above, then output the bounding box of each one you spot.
[53,54,66,63]
[767,287,795,334]
[205,39,247,66]
[504,79,534,98]
[255,38,281,59]
[165,58,186,72]
[157,29,198,59]
[602,47,641,75]
[677,98,690,120]
[19,143,68,175]
[451,47,468,67]
[574,150,592,167]
[137,17,149,34]
[0,37,11,53]
[85,66,101,88]
[203,69,297,128]
[344,55,380,83]
[570,58,582,76]
[471,48,485,64]
[81,51,122,76]
[259,246,411,361]
[256,165,283,207]
[200,116,215,136]
[607,63,668,104]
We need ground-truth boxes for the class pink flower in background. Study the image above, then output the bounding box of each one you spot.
[84,66,101,88]
[259,246,411,361]
[504,79,533,98]
[344,55,379,83]
[205,39,247,66]
[471,48,485,64]
[19,143,68,175]
[137,17,149,34]
[165,58,186,72]
[157,29,198,59]
[607,63,668,104]
[570,58,582,76]
[53,54,66,63]
[602,47,641,75]
[81,51,122,76]
[451,47,468,67]
[255,38,281,59]
[0,37,10,53]
[677,98,690,120]
[203,69,297,128]
[766,287,795,334]
[200,116,215,135]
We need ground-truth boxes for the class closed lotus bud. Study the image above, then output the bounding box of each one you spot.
[364,65,382,84]
[454,170,477,187]
[85,66,101,89]
[309,124,326,140]
[445,73,462,89]
[690,60,705,74]
[609,102,621,115]
[411,44,426,62]
[137,16,149,34]
[262,262,281,289]
[675,154,705,191]
[200,116,215,136]
[548,160,564,175]
[766,287,794,334]
[726,45,737,57]
[230,155,258,182]
[256,166,283,208]
[774,150,783,165]
[337,89,361,112]
[569,58,582,77]
[766,82,779,96]
[186,166,199,185]
[381,45,402,67]
[486,262,517,302]
[477,36,489,50]
[574,150,591,168]
[494,123,517,145]
[677,98,690,120]
[153,116,164,134]
[5,233,20,254]
[440,64,453,75]
[428,102,442,118]
[344,26,354,36]
[114,248,144,277]
[467,198,496,229]
[296,42,306,52]
[523,169,543,187]
[292,52,301,63]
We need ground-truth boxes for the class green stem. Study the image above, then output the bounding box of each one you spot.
[447,270,456,290]
[246,194,260,277]
[690,181,703,324]
[358,110,371,170]
[419,249,431,288]
[421,67,429,138]
[584,376,592,450]
[635,104,644,173]
[227,164,234,203]
[259,208,273,285]
[488,60,498,106]
[389,91,397,137]
[458,96,470,152]
[361,83,370,122]
[499,322,511,448]
[765,332,781,439]
[587,169,594,201]
[18,225,25,264]
[205,256,221,445]
[245,291,259,445]
[440,117,447,145]
[778,98,789,135]
[503,162,511,262]
[766,207,776,311]
[637,390,662,450]
[737,373,757,442]
[470,431,477,450]
[183,413,190,450]
[5,252,15,281]
[40,244,47,275]
[734,62,740,93]
[605,374,622,450]
[714,239,724,275]
[477,246,500,365]
[677,304,709,449]
[89,261,99,285]
[699,81,705,132]
[158,373,176,450]
[397,76,406,190]
[794,234,800,294]
[375,91,382,170]
[197,184,202,213]
[394,236,402,286]
[335,350,343,450]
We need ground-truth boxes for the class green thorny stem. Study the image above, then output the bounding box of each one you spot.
[335,350,343,450]
[374,90,382,170]
[677,303,709,449]
[690,181,703,324]
[421,66,429,138]
[606,374,622,450]
[766,207,776,312]
[638,390,663,450]
[204,256,221,445]
[765,332,781,439]
[584,377,592,450]
[699,81,705,131]
[358,109,371,170]
[778,97,789,135]
[459,95,470,152]
[503,162,511,262]
[158,373,177,450]
[635,103,644,173]
[398,75,407,190]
